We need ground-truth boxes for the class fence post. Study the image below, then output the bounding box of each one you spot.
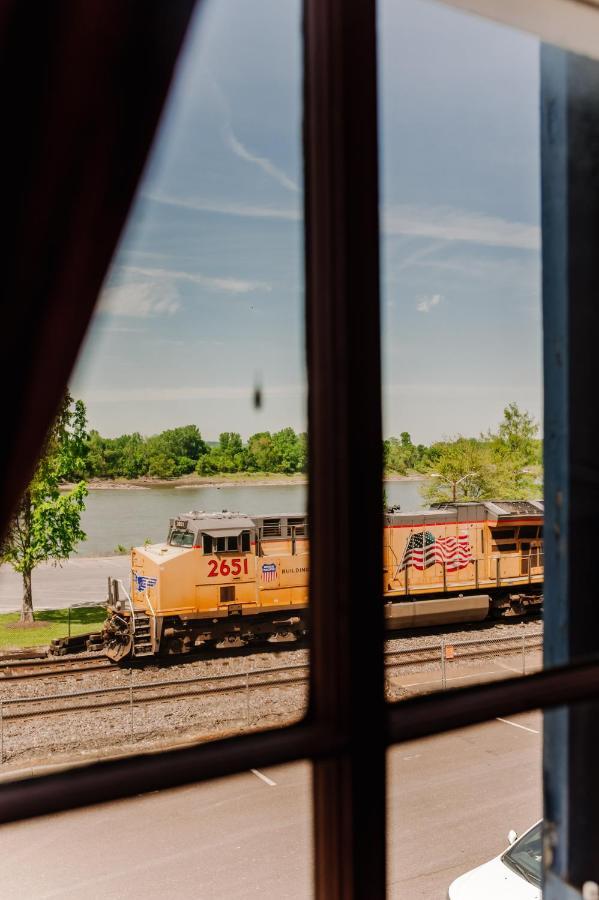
[130,668,134,741]
[245,671,250,727]
[68,605,71,639]
[0,700,3,764]
[441,638,446,690]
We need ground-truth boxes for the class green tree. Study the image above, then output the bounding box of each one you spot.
[195,432,247,475]
[146,425,208,477]
[422,438,500,504]
[384,437,410,474]
[422,404,542,505]
[270,428,305,473]
[491,402,539,465]
[384,431,430,473]
[247,432,276,471]
[85,430,109,477]
[1,394,88,623]
[147,452,178,478]
[218,432,244,456]
[487,403,541,498]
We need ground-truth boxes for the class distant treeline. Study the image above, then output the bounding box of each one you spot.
[85,426,308,478]
[79,402,543,496]
[83,426,443,480]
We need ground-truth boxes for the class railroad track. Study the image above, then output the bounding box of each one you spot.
[0,633,544,721]
[0,627,542,684]
[385,633,543,666]
[0,655,115,681]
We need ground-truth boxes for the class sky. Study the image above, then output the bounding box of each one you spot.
[71,0,542,444]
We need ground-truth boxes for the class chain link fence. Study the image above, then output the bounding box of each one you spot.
[384,627,543,699]
[0,628,543,770]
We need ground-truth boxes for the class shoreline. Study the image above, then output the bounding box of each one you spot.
[64,472,426,491]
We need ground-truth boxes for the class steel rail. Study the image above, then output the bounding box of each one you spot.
[0,638,545,720]
[0,655,108,670]
[1,662,312,706]
[0,662,115,681]
[2,676,310,721]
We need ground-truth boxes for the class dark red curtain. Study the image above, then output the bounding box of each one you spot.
[0,0,195,530]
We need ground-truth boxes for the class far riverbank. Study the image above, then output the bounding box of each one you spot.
[65,472,426,491]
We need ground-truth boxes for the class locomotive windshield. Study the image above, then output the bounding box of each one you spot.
[169,529,194,547]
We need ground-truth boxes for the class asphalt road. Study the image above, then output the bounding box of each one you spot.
[0,558,130,612]
[0,712,541,899]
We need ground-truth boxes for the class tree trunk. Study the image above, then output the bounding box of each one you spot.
[21,569,34,624]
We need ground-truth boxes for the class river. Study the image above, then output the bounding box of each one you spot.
[77,479,427,557]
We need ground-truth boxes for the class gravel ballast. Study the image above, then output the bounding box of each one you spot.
[0,617,542,773]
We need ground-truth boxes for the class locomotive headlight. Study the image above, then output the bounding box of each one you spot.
[115,600,122,611]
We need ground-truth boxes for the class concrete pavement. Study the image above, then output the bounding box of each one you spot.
[0,712,541,898]
[0,558,130,612]
[388,711,541,897]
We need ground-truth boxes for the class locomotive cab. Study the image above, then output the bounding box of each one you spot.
[104,511,259,659]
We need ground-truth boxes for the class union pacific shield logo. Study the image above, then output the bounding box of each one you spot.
[261,563,277,583]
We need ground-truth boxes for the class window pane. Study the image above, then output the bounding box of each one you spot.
[0,0,307,778]
[0,762,313,899]
[387,713,542,897]
[379,0,544,698]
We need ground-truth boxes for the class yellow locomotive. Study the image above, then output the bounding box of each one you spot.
[102,500,543,660]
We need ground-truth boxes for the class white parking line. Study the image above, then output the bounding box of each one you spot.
[494,659,524,675]
[251,768,277,786]
[496,717,540,734]
[401,670,505,688]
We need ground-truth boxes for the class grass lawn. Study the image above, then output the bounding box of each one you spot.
[0,607,106,649]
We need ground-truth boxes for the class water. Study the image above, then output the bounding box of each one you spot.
[77,479,427,557]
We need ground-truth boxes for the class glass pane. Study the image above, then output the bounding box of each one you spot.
[387,713,542,897]
[0,0,307,775]
[379,0,544,697]
[0,762,313,899]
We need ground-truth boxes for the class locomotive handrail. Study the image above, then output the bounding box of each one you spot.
[115,578,135,635]
[144,590,156,619]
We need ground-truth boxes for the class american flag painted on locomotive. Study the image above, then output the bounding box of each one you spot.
[398,530,472,572]
[261,562,277,583]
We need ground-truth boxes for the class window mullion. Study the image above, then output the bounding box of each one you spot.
[303,0,386,897]
[541,45,599,896]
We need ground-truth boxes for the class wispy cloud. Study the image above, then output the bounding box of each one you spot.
[120,265,271,295]
[98,282,180,318]
[143,191,300,222]
[396,240,448,272]
[211,76,299,193]
[145,192,538,252]
[384,205,540,251]
[83,384,305,403]
[224,124,299,193]
[416,293,443,313]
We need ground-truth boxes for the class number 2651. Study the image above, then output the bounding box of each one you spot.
[207,558,249,577]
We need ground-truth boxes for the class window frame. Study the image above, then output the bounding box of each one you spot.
[1,3,599,899]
